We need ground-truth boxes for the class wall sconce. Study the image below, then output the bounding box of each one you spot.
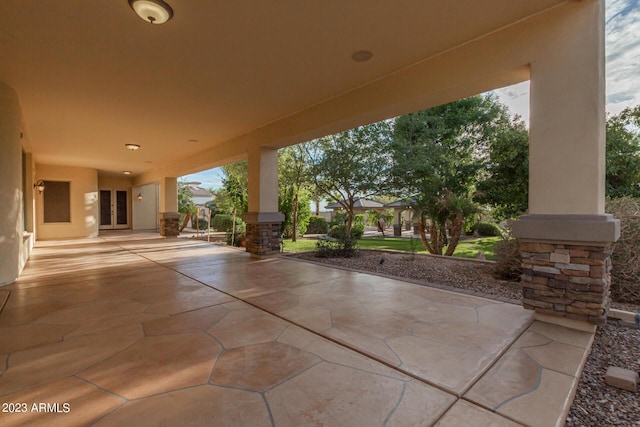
[34,180,45,194]
[137,193,143,201]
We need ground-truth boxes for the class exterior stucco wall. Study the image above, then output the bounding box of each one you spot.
[132,183,159,230]
[35,164,99,240]
[0,82,25,285]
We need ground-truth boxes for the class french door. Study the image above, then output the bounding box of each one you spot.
[99,189,129,230]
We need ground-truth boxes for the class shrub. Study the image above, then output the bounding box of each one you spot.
[607,196,640,303]
[306,216,329,234]
[211,214,234,231]
[350,222,365,239]
[329,210,348,227]
[470,222,502,237]
[493,237,522,280]
[225,222,247,247]
[315,236,358,258]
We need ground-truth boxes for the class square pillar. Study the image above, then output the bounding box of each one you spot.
[514,1,619,327]
[243,147,284,256]
[158,177,179,237]
[158,212,180,238]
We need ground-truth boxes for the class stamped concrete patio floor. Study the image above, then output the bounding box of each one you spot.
[0,232,594,426]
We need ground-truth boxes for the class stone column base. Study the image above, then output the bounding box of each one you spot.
[513,214,620,326]
[520,241,612,325]
[158,212,180,237]
[242,212,285,257]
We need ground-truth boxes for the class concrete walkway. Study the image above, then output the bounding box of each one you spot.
[0,231,593,426]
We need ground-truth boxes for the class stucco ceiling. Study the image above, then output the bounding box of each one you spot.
[0,0,566,176]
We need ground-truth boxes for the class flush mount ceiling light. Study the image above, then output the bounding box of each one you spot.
[351,50,373,62]
[125,144,141,151]
[123,171,132,175]
[128,0,173,24]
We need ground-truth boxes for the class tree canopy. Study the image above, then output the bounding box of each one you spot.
[221,161,248,215]
[390,95,511,254]
[307,121,391,233]
[606,105,640,198]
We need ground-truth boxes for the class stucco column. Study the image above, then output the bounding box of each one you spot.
[242,147,284,256]
[0,83,24,285]
[158,177,179,237]
[512,0,619,329]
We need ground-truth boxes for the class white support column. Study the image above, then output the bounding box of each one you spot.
[247,147,279,213]
[513,0,618,327]
[243,147,284,256]
[528,0,605,215]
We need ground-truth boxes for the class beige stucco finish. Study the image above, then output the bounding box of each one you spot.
[529,0,606,215]
[34,164,99,240]
[0,1,616,268]
[247,147,279,214]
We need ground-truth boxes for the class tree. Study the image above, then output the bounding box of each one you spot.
[307,121,391,234]
[177,181,196,232]
[473,103,640,219]
[475,114,529,220]
[390,95,504,255]
[606,105,640,198]
[221,161,249,215]
[278,145,313,241]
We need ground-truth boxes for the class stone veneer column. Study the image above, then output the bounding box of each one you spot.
[158,212,180,237]
[243,147,284,257]
[158,177,179,237]
[520,242,612,324]
[243,212,285,257]
[516,2,620,328]
[513,215,619,327]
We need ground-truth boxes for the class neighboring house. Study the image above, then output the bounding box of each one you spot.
[186,182,214,206]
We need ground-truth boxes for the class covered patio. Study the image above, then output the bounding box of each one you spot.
[1,232,593,426]
[0,1,621,424]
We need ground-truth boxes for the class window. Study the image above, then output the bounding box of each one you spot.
[43,181,71,223]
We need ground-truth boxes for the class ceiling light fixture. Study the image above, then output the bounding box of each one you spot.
[125,144,141,151]
[351,50,373,62]
[123,171,132,175]
[128,0,173,24]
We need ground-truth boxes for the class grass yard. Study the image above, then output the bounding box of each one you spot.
[282,236,500,260]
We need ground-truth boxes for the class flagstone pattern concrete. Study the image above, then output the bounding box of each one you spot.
[0,232,594,426]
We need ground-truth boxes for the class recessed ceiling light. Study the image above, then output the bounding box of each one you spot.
[351,50,373,62]
[123,171,132,175]
[125,144,141,151]
[128,0,173,25]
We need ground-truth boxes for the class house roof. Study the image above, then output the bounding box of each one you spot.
[325,198,384,210]
[384,198,416,208]
[0,1,563,181]
[189,186,212,198]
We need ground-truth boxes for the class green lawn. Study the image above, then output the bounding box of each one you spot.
[282,236,500,260]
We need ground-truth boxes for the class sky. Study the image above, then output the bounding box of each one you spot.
[185,0,640,190]
[495,0,640,121]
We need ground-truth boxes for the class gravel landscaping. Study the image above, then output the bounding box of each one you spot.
[288,249,640,426]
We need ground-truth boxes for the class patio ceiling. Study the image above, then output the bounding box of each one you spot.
[0,1,564,177]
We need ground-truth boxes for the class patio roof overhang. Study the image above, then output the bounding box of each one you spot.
[0,0,569,183]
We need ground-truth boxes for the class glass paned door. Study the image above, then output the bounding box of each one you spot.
[99,189,129,230]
